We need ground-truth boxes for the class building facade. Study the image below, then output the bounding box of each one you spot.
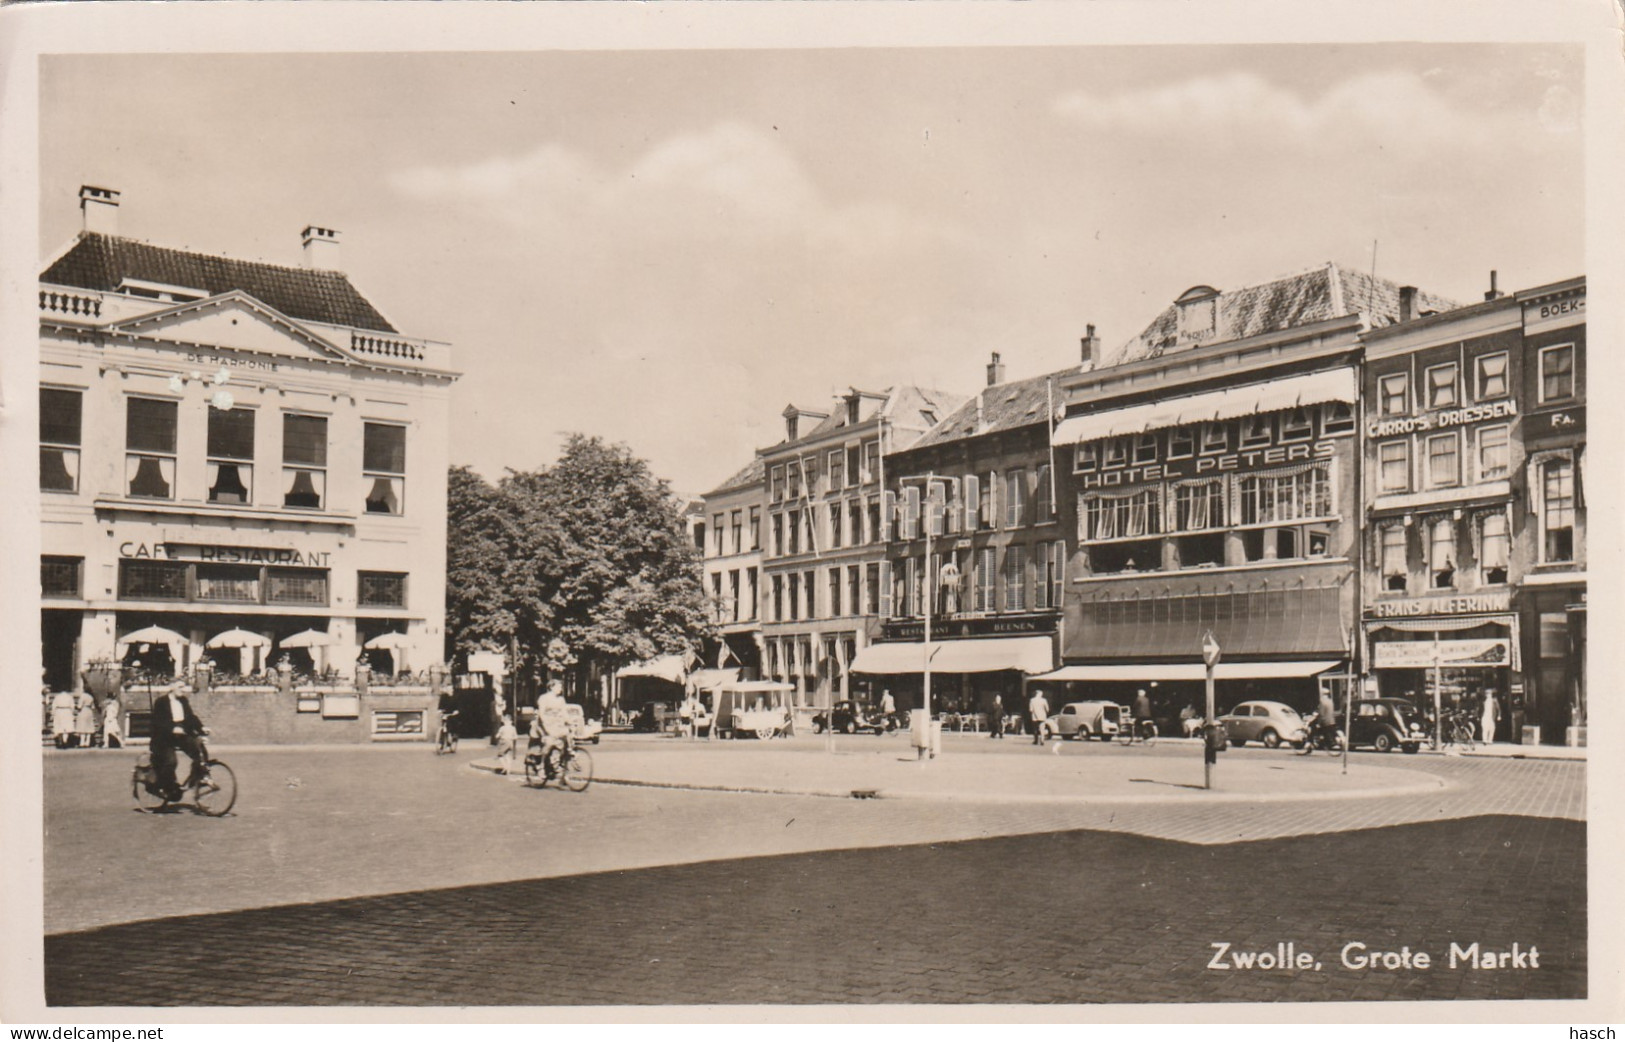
[697,458,766,679]
[854,351,1077,717]
[1048,265,1456,728]
[39,187,458,701]
[756,385,966,715]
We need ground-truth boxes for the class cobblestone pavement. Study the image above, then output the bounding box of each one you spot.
[40,740,1585,1005]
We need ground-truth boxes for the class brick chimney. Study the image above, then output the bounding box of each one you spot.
[1080,324,1101,364]
[1398,286,1419,324]
[301,225,341,270]
[986,351,1006,387]
[1484,270,1504,301]
[79,185,120,236]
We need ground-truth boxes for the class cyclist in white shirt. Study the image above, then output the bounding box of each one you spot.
[529,680,572,778]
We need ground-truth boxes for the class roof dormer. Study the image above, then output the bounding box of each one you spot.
[1175,284,1220,345]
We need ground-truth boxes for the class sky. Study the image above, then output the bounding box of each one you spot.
[38,44,1583,495]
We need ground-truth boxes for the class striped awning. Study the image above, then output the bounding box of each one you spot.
[1031,661,1342,683]
[1052,368,1357,446]
[850,636,1055,675]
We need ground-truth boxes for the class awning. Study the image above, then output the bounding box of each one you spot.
[617,654,689,684]
[1068,583,1347,660]
[1032,660,1342,683]
[849,636,1054,675]
[1052,368,1357,445]
[688,668,740,692]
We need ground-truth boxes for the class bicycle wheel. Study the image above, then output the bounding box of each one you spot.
[192,760,237,817]
[132,762,169,812]
[1142,723,1157,747]
[524,754,542,787]
[562,748,593,792]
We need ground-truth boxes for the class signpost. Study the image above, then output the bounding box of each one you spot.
[1201,630,1220,790]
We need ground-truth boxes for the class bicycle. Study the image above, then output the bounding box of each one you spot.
[524,738,593,792]
[435,712,459,755]
[132,737,237,816]
[1441,710,1477,751]
[1120,718,1158,747]
[1297,722,1345,755]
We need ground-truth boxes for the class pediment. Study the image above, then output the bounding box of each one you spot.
[106,292,350,363]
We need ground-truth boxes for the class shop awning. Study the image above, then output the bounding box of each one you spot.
[1052,368,1357,445]
[1069,584,1347,660]
[849,637,1054,675]
[616,655,689,684]
[1032,660,1343,683]
[688,668,740,691]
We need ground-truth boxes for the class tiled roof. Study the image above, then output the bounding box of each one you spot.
[41,233,397,333]
[703,457,766,497]
[911,366,1076,449]
[762,385,970,454]
[1108,262,1457,366]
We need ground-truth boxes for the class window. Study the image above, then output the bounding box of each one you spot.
[845,445,860,487]
[900,486,920,540]
[712,514,725,556]
[126,397,177,499]
[41,556,82,598]
[268,568,329,605]
[1426,433,1460,488]
[786,509,801,554]
[118,559,187,600]
[40,388,82,493]
[1172,481,1224,531]
[899,557,917,617]
[1280,407,1313,442]
[771,514,784,557]
[1080,489,1162,541]
[1035,465,1054,523]
[747,567,759,620]
[862,441,879,484]
[749,506,762,551]
[1542,459,1575,562]
[1049,541,1065,608]
[359,571,407,607]
[772,575,784,621]
[848,565,861,619]
[788,574,800,620]
[866,563,881,615]
[1475,353,1509,400]
[845,500,862,546]
[925,481,947,538]
[867,496,882,545]
[769,466,784,503]
[827,449,844,492]
[1035,543,1057,610]
[974,548,996,612]
[1074,444,1099,472]
[1167,426,1196,459]
[195,563,260,603]
[205,407,256,504]
[1239,414,1272,448]
[804,570,816,618]
[282,413,327,509]
[827,502,842,549]
[1132,434,1158,465]
[1540,344,1575,402]
[1200,422,1228,455]
[1429,519,1456,589]
[828,568,842,618]
[1477,425,1509,481]
[1103,438,1129,468]
[358,422,406,515]
[1426,363,1459,409]
[1177,532,1225,568]
[979,472,996,530]
[1321,400,1356,435]
[1087,539,1161,574]
[730,511,743,554]
[786,462,802,500]
[1236,465,1332,525]
[1003,545,1027,611]
[1480,513,1509,585]
[1380,526,1407,591]
[1379,441,1410,494]
[1004,469,1027,528]
[1378,373,1409,417]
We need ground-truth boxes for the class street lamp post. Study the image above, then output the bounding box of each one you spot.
[900,473,942,760]
[1201,630,1221,790]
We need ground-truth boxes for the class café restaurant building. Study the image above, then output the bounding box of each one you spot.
[38,187,458,693]
[1044,265,1456,723]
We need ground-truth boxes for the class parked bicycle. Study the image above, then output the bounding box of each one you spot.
[1120,718,1158,747]
[524,738,593,792]
[435,710,459,755]
[1441,709,1477,751]
[132,737,237,816]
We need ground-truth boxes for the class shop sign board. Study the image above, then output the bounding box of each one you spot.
[1367,593,1512,618]
[118,540,332,567]
[1366,399,1516,439]
[1078,439,1335,491]
[884,613,1058,641]
[1372,638,1511,669]
[1523,293,1584,334]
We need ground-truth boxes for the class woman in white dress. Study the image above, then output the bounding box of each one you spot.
[50,690,76,748]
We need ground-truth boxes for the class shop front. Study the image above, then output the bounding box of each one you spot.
[1364,593,1522,745]
[850,616,1056,728]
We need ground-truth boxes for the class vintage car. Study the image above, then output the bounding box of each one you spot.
[1218,700,1309,748]
[1347,698,1425,753]
[811,700,891,735]
[1051,701,1123,740]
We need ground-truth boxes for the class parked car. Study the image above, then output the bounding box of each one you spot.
[1051,701,1123,740]
[811,700,890,735]
[1347,698,1425,753]
[1218,701,1308,748]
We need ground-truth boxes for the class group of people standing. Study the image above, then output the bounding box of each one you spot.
[46,689,122,749]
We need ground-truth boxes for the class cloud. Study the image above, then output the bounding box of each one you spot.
[1050,70,1550,154]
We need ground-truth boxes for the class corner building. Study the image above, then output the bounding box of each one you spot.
[38,187,458,692]
[1048,265,1455,726]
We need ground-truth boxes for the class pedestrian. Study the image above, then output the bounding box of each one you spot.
[678,690,696,739]
[879,688,897,731]
[1481,692,1501,744]
[102,694,124,750]
[494,713,517,774]
[1028,687,1050,745]
[989,693,1005,739]
[74,690,97,749]
[50,689,75,748]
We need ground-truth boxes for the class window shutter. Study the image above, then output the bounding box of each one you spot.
[902,486,920,540]
[963,475,979,530]
[878,560,893,617]
[882,490,896,541]
[926,481,945,537]
[987,471,1000,528]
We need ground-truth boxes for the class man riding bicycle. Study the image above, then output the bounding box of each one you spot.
[1132,689,1155,741]
[529,680,572,778]
[150,687,211,802]
[1308,689,1339,745]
